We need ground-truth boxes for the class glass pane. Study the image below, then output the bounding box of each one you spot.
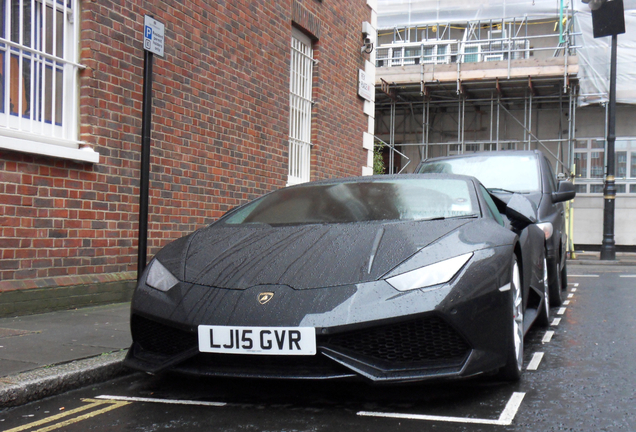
[615,140,627,150]
[464,45,479,63]
[592,139,605,149]
[574,140,588,149]
[10,1,32,47]
[574,152,588,178]
[574,184,587,194]
[437,44,447,62]
[465,144,480,152]
[55,65,63,125]
[630,184,636,194]
[616,184,626,193]
[616,151,627,178]
[9,54,31,117]
[423,46,434,62]
[590,152,604,178]
[631,153,636,178]
[417,153,541,193]
[0,53,4,114]
[590,184,604,193]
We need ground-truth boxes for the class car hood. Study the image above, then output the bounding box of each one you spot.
[178,219,473,290]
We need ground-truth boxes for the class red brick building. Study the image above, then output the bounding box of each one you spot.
[0,0,379,315]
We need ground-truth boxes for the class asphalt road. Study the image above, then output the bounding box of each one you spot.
[2,264,635,432]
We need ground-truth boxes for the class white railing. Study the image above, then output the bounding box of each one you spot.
[376,37,533,68]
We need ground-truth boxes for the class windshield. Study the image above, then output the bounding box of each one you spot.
[222,178,478,226]
[416,154,541,193]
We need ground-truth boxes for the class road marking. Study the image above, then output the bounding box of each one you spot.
[557,307,567,315]
[542,331,554,343]
[527,352,544,371]
[571,288,577,292]
[563,300,571,305]
[551,318,561,326]
[5,399,129,432]
[567,293,574,299]
[358,392,525,426]
[619,275,636,278]
[96,395,226,407]
[569,275,598,277]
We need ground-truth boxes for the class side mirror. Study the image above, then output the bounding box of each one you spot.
[552,181,576,203]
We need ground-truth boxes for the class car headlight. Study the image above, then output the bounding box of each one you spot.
[146,259,180,292]
[386,252,473,292]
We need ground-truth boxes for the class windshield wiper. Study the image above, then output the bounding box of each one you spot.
[488,187,522,194]
[426,214,479,221]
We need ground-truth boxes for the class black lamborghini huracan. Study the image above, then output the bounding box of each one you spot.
[125,174,549,382]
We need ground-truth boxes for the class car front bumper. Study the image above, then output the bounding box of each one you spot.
[124,246,514,383]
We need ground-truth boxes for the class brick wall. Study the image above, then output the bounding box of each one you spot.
[0,0,370,301]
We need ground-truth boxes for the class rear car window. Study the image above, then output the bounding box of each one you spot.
[417,154,541,193]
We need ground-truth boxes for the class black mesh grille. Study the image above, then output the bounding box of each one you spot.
[131,314,197,356]
[326,316,470,365]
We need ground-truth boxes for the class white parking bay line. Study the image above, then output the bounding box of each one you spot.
[551,317,561,326]
[563,300,571,305]
[557,307,567,315]
[567,293,574,299]
[527,352,544,371]
[542,331,554,343]
[571,288,577,293]
[569,275,599,277]
[358,392,526,426]
[96,395,226,407]
[619,275,636,278]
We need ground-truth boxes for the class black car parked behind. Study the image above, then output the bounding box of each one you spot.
[415,150,576,306]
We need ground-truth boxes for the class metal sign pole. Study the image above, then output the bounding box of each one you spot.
[138,48,153,280]
[137,15,164,280]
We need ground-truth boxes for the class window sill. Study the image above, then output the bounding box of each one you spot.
[0,133,100,164]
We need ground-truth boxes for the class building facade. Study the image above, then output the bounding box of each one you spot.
[372,0,636,251]
[0,0,378,316]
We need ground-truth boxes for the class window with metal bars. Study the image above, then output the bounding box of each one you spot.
[288,28,313,186]
[0,0,85,160]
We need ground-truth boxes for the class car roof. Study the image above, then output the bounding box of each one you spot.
[421,150,540,163]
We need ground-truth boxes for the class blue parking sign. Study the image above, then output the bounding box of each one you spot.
[143,16,164,57]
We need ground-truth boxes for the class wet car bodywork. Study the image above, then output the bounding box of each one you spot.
[125,174,547,383]
[415,150,576,306]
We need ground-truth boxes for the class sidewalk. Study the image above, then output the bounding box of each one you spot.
[0,303,132,407]
[2,252,636,407]
[568,250,636,266]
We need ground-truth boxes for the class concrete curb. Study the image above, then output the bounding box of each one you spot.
[0,350,131,408]
[567,259,636,266]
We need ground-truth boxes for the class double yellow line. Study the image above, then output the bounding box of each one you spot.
[5,398,129,432]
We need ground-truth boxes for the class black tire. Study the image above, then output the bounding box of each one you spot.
[548,256,564,307]
[498,255,524,381]
[561,258,568,292]
[537,257,550,327]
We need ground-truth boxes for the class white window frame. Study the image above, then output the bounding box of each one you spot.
[0,0,97,163]
[573,138,636,195]
[288,28,313,186]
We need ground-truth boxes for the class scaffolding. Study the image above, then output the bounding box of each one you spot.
[374,16,579,175]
